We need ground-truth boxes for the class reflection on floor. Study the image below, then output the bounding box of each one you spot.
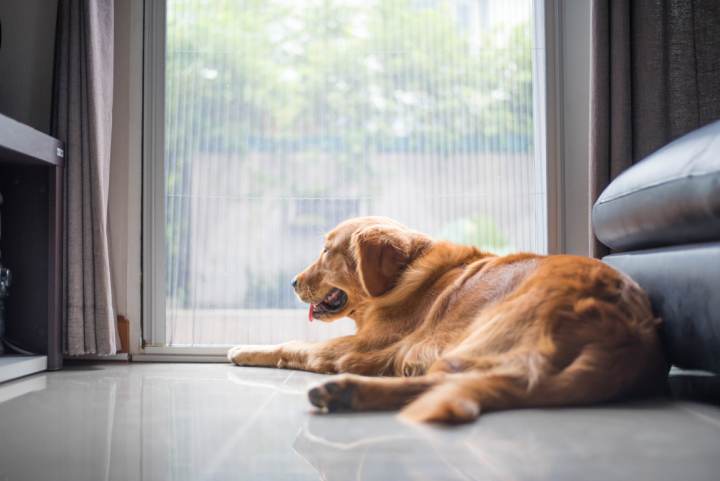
[0,363,719,481]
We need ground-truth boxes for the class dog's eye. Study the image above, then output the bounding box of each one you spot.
[323,247,329,254]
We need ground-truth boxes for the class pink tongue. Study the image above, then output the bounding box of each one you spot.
[308,305,314,322]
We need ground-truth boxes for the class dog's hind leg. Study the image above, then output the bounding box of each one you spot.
[397,371,522,424]
[308,373,448,412]
[399,343,657,424]
[307,351,517,413]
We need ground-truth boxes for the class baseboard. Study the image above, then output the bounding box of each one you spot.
[66,353,130,362]
[130,353,227,363]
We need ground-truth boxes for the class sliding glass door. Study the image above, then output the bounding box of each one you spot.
[144,0,548,347]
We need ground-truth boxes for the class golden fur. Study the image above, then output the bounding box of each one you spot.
[228,217,667,423]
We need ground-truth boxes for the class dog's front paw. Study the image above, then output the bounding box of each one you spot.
[227,345,247,365]
[308,374,359,412]
[227,345,275,366]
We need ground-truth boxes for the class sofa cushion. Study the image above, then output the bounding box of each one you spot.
[593,120,720,252]
[604,242,720,374]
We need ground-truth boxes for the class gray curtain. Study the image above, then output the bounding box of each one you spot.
[52,0,116,355]
[589,0,720,257]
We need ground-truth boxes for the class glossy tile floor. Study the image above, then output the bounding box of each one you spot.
[1,363,719,481]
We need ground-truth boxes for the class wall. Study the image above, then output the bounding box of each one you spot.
[0,0,58,133]
[543,0,592,256]
[109,0,143,351]
[560,0,591,256]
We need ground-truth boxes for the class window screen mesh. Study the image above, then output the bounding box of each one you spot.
[163,0,544,345]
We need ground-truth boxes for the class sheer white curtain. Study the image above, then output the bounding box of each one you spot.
[160,0,544,346]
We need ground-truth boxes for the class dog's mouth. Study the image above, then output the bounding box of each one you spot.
[309,288,348,321]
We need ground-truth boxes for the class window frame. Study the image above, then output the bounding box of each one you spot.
[142,0,167,348]
[137,0,584,358]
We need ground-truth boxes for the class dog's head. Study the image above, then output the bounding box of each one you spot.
[292,216,432,322]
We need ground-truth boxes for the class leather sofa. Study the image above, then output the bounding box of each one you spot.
[593,120,720,374]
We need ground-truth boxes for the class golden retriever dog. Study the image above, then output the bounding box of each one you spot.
[228,216,667,423]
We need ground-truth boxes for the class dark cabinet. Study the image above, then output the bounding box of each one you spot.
[0,113,63,382]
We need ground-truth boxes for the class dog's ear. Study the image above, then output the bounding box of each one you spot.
[351,226,430,297]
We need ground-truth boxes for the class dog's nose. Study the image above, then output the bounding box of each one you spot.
[291,277,298,289]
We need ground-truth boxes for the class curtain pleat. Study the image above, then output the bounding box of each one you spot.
[52,0,116,355]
